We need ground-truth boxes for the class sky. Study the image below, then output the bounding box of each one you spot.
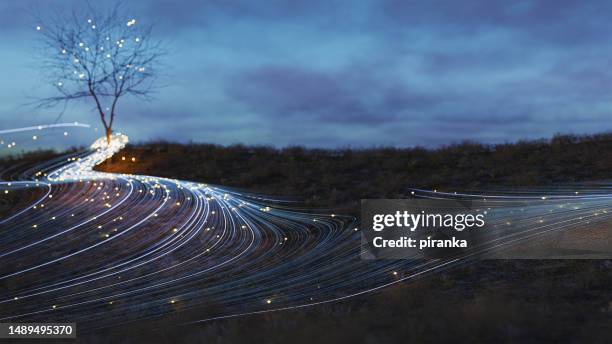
[1,0,612,147]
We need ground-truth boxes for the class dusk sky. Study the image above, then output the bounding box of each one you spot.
[1,0,612,147]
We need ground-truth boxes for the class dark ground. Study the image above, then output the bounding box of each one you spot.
[2,133,611,343]
[98,132,612,215]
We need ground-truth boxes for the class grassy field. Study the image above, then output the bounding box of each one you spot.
[93,133,612,343]
[2,133,611,342]
[98,133,612,212]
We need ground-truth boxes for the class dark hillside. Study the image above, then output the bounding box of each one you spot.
[97,133,612,213]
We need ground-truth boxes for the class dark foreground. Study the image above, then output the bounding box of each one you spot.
[2,133,611,343]
[78,260,611,344]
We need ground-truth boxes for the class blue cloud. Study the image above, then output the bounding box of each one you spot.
[0,0,610,147]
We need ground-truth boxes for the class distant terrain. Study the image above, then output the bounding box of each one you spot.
[98,133,612,213]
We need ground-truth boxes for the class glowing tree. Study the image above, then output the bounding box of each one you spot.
[35,4,163,144]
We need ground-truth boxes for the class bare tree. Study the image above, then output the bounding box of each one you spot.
[35,3,163,144]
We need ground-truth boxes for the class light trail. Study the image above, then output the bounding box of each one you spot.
[0,122,90,135]
[0,130,610,332]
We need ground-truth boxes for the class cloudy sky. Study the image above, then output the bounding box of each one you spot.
[1,0,611,147]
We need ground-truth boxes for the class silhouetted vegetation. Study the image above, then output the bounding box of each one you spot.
[96,133,612,343]
[2,133,611,343]
[98,133,612,214]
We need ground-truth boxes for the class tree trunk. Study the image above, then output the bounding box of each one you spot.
[106,127,112,145]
